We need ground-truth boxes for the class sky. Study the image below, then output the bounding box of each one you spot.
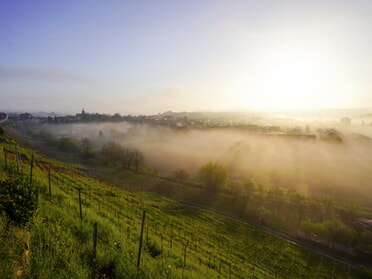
[0,0,371,115]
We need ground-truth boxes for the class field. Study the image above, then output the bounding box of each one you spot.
[0,136,362,278]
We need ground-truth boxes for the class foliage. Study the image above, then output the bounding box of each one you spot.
[0,225,29,278]
[243,180,256,198]
[0,128,367,279]
[339,200,360,225]
[145,238,162,258]
[356,231,372,253]
[318,128,344,143]
[100,141,144,171]
[0,126,4,136]
[80,138,95,161]
[300,219,328,239]
[300,217,356,246]
[57,137,78,153]
[0,172,37,227]
[356,266,372,279]
[39,130,58,146]
[326,217,356,245]
[132,149,145,172]
[198,162,228,195]
[173,169,189,181]
[101,141,123,165]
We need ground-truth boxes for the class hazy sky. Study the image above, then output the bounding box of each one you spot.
[1,0,371,114]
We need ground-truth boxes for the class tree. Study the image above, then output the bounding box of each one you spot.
[320,196,334,220]
[357,231,372,254]
[0,172,37,227]
[300,217,355,246]
[325,217,355,246]
[198,162,228,195]
[121,148,133,170]
[256,206,271,225]
[287,188,306,229]
[100,142,144,172]
[101,141,123,165]
[173,169,189,181]
[112,113,122,122]
[300,219,328,239]
[255,184,265,206]
[39,130,58,146]
[243,180,256,201]
[81,138,92,152]
[339,200,360,225]
[97,130,105,145]
[267,186,284,213]
[57,137,78,153]
[131,149,144,172]
[80,138,95,161]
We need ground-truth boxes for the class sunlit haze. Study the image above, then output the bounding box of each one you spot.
[1,0,371,114]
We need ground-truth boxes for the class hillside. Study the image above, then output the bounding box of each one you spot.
[0,129,369,278]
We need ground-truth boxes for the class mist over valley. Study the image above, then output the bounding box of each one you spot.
[35,113,372,206]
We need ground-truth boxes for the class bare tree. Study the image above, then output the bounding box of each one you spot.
[132,150,144,172]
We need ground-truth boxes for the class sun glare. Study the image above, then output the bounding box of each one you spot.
[243,43,339,110]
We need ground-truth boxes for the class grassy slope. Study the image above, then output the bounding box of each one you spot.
[0,137,359,278]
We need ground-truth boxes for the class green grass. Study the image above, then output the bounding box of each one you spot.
[0,141,361,278]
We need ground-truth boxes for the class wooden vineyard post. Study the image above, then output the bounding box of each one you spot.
[78,188,83,223]
[218,257,222,274]
[146,222,149,244]
[183,244,187,269]
[137,210,146,268]
[35,185,39,204]
[170,226,173,250]
[30,153,34,184]
[332,262,335,279]
[16,153,19,172]
[48,167,52,198]
[4,149,7,169]
[91,222,98,279]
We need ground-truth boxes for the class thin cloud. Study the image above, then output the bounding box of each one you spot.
[0,67,95,83]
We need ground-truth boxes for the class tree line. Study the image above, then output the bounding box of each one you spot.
[172,161,372,255]
[36,130,145,172]
[100,141,144,172]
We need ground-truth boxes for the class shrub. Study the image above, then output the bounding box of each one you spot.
[0,172,38,227]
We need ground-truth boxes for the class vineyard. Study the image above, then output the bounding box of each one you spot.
[0,137,361,278]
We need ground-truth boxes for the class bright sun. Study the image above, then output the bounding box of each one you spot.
[242,43,340,110]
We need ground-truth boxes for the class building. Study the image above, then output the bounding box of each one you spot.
[0,112,8,123]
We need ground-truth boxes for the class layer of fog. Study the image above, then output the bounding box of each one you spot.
[40,121,372,205]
